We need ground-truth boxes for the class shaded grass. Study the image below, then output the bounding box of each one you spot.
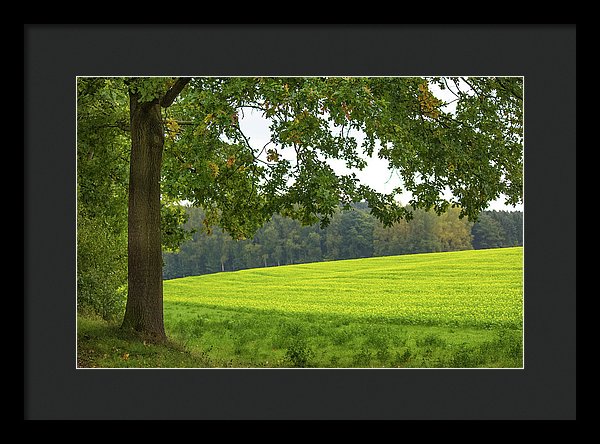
[76,314,211,368]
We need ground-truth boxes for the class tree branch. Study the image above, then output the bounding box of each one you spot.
[496,78,523,101]
[93,121,130,132]
[442,78,460,99]
[160,77,192,108]
[234,121,253,151]
[231,119,277,167]
[460,77,482,97]
[257,140,273,159]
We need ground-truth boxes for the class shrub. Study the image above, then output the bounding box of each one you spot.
[284,337,314,368]
[77,212,127,320]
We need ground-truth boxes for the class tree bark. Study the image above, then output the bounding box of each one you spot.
[120,78,191,343]
[121,93,166,342]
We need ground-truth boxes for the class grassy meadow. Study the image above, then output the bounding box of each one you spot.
[78,247,523,368]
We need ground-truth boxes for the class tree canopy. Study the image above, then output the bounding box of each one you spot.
[160,77,523,233]
[79,76,522,231]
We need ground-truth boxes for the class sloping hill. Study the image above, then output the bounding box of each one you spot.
[165,247,523,329]
[157,247,523,368]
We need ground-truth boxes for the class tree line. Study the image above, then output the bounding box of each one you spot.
[163,204,523,279]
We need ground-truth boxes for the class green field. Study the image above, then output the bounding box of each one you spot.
[77,247,523,368]
[156,246,523,368]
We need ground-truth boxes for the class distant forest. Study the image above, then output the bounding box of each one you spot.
[163,203,523,279]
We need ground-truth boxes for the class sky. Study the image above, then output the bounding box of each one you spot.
[237,82,523,213]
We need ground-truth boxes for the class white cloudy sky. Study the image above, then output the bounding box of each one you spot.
[236,81,523,212]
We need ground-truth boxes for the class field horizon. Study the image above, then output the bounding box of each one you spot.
[78,246,524,368]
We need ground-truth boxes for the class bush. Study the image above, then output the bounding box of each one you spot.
[284,337,314,368]
[77,212,128,320]
[277,321,315,367]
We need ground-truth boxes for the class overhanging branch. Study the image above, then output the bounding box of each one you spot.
[496,78,523,101]
[160,77,192,108]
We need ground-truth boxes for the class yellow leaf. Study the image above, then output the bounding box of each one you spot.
[208,162,219,178]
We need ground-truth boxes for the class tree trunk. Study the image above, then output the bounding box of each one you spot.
[121,94,166,342]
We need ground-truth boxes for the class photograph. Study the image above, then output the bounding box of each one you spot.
[76,76,524,369]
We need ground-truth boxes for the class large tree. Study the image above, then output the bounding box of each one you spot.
[77,76,523,342]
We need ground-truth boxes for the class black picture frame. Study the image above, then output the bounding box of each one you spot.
[24,24,576,420]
